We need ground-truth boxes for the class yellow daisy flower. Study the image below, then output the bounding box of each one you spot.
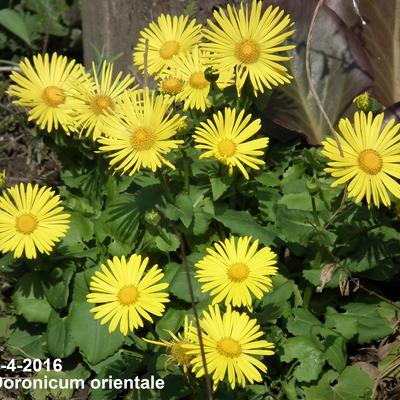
[193,107,268,179]
[98,89,185,175]
[163,46,231,112]
[144,316,194,374]
[322,111,400,208]
[133,14,203,76]
[184,304,274,389]
[87,254,169,336]
[158,74,184,97]
[0,183,70,259]
[72,61,136,140]
[8,53,86,133]
[195,236,278,310]
[203,0,295,95]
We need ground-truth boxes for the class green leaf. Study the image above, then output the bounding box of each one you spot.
[323,334,347,373]
[94,193,140,247]
[31,364,90,400]
[325,303,393,344]
[192,196,214,235]
[166,261,208,303]
[278,191,334,214]
[274,204,314,244]
[210,176,231,200]
[62,167,107,209]
[344,303,394,343]
[324,306,358,341]
[215,208,274,245]
[108,239,133,257]
[69,269,125,364]
[0,9,31,45]
[334,365,374,399]
[105,174,134,204]
[280,336,325,382]
[71,268,95,303]
[0,316,16,340]
[7,321,46,359]
[43,265,74,309]
[47,310,76,358]
[176,193,194,228]
[12,273,52,323]
[287,308,323,337]
[303,365,373,400]
[156,308,185,340]
[340,226,400,274]
[258,275,295,321]
[155,229,180,252]
[89,351,142,400]
[62,212,94,244]
[69,301,124,365]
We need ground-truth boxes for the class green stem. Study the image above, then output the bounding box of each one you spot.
[182,149,190,194]
[310,196,320,227]
[157,170,174,203]
[324,187,347,229]
[228,170,238,209]
[303,283,313,309]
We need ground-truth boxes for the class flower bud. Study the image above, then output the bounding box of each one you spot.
[144,209,161,226]
[353,92,383,114]
[204,67,219,83]
[306,177,320,196]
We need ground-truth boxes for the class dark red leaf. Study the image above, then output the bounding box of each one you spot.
[265,0,372,144]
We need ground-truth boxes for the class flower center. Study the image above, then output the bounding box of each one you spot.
[218,139,237,157]
[189,71,209,90]
[161,77,183,94]
[353,92,370,111]
[118,285,139,305]
[91,95,114,115]
[227,262,249,282]
[159,40,180,59]
[130,127,156,151]
[217,338,242,358]
[358,149,383,175]
[234,39,261,64]
[170,341,193,365]
[42,86,65,107]
[15,213,38,234]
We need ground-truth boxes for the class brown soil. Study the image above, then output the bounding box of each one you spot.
[0,75,61,187]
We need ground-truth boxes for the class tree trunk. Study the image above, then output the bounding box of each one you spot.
[81,0,182,75]
[81,0,230,76]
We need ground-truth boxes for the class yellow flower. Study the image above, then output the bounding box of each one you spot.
[193,107,268,179]
[133,14,202,76]
[72,61,136,140]
[0,183,70,259]
[184,305,274,389]
[162,46,231,112]
[158,74,184,96]
[8,53,86,133]
[87,254,169,336]
[144,316,194,373]
[98,89,185,175]
[195,236,278,310]
[203,0,295,95]
[353,92,370,112]
[322,111,400,207]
